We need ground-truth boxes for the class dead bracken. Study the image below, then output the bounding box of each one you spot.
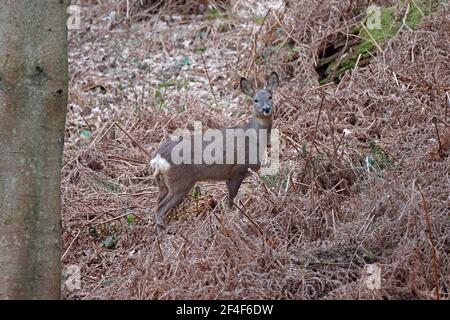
[62,0,450,299]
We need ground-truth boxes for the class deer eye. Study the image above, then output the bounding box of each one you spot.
[269,96,272,100]
[254,99,259,103]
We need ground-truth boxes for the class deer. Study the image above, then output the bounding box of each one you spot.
[150,72,279,232]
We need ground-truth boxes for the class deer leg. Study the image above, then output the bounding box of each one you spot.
[155,174,169,204]
[155,181,194,232]
[226,171,247,208]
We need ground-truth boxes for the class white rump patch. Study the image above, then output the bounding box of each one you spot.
[150,154,171,176]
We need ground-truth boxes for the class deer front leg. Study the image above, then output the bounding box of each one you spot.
[226,170,247,208]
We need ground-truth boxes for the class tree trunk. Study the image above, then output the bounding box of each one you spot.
[0,0,69,299]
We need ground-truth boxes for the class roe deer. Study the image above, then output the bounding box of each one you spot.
[151,72,279,232]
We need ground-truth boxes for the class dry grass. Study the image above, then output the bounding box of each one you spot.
[62,0,449,299]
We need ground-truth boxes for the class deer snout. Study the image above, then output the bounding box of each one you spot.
[262,105,271,115]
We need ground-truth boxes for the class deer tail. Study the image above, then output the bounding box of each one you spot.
[150,154,171,178]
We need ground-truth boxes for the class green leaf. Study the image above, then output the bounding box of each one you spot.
[126,214,135,224]
[80,130,91,138]
[191,185,202,199]
[194,47,207,54]
[253,15,265,25]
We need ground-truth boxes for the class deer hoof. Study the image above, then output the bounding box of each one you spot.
[155,223,166,235]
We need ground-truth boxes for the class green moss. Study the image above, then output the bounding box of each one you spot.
[367,141,391,171]
[339,58,357,71]
[406,4,424,27]
[316,0,442,84]
[261,173,281,188]
[356,6,396,54]
[406,0,431,28]
[126,214,135,224]
[205,7,228,20]
[153,88,166,109]
[355,41,375,55]
[357,0,440,54]
[158,79,189,90]
[205,7,220,19]
[96,177,121,193]
[194,46,207,54]
[253,15,265,25]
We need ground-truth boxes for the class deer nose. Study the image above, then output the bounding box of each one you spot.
[262,106,271,115]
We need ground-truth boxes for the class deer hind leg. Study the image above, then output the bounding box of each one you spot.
[155,173,169,204]
[154,173,195,232]
[226,170,247,208]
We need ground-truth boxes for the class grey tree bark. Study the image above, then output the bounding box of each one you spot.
[0,1,69,299]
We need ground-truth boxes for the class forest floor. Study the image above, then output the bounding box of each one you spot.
[62,0,449,299]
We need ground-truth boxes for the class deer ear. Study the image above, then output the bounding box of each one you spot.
[240,77,255,97]
[266,72,279,92]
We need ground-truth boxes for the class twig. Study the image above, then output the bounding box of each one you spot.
[248,169,277,207]
[360,21,384,53]
[93,211,139,227]
[445,91,449,124]
[250,8,271,85]
[353,53,362,73]
[376,144,398,163]
[325,110,336,154]
[115,121,151,157]
[116,191,158,197]
[201,52,219,109]
[125,0,130,20]
[312,95,326,142]
[396,2,410,36]
[282,132,302,153]
[211,210,236,246]
[254,8,271,47]
[334,132,346,156]
[411,0,425,17]
[90,121,116,147]
[230,199,263,235]
[82,278,105,300]
[277,91,301,110]
[433,118,444,158]
[159,34,169,58]
[289,175,298,193]
[416,183,441,300]
[62,230,81,261]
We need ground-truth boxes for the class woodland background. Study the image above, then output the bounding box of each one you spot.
[62,0,449,299]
